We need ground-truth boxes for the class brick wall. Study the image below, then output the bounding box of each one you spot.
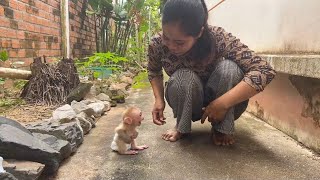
[69,0,99,58]
[0,0,99,68]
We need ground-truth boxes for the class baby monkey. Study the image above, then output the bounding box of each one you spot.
[111,107,148,155]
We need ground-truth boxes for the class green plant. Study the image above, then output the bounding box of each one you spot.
[85,52,128,70]
[76,52,129,79]
[132,71,150,89]
[0,78,5,85]
[0,50,9,61]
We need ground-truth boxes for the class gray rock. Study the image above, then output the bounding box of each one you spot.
[96,93,111,102]
[77,112,96,128]
[0,172,18,180]
[76,117,92,135]
[32,133,72,161]
[0,124,60,174]
[71,101,95,117]
[3,159,45,180]
[66,82,93,104]
[84,85,97,99]
[0,116,32,135]
[26,120,83,153]
[80,98,99,105]
[87,102,106,118]
[120,75,133,85]
[52,104,77,123]
[102,101,111,111]
[110,82,129,92]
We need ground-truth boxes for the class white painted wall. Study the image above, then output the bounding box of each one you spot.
[206,0,320,53]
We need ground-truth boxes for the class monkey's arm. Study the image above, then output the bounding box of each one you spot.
[131,139,149,150]
[116,129,132,144]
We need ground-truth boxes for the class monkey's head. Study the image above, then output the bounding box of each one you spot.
[123,107,145,126]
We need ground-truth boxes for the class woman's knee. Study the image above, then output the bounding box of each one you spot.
[214,60,244,83]
[168,68,201,88]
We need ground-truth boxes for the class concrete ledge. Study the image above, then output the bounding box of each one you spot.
[260,54,320,79]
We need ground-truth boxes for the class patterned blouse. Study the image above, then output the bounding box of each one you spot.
[147,26,276,92]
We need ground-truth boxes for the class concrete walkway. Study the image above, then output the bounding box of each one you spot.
[50,88,320,180]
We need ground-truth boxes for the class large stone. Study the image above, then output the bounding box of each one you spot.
[0,172,18,180]
[120,75,133,85]
[71,100,95,116]
[96,93,111,102]
[75,117,92,135]
[66,82,93,104]
[110,82,129,92]
[52,104,77,123]
[77,112,96,128]
[87,102,106,118]
[84,85,97,99]
[0,116,32,135]
[0,124,60,174]
[3,159,45,180]
[32,133,72,161]
[26,120,83,153]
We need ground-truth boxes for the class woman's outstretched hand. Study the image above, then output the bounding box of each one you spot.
[152,100,166,125]
[201,98,229,124]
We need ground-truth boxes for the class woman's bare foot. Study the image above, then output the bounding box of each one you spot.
[161,129,182,142]
[212,130,235,146]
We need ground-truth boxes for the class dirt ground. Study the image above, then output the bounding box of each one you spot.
[0,103,57,124]
[0,80,57,125]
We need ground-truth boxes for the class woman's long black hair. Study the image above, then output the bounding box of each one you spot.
[162,0,213,60]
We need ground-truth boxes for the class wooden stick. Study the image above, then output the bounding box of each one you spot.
[208,0,226,12]
[0,67,32,80]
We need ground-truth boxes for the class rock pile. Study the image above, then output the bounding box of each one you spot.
[0,71,136,179]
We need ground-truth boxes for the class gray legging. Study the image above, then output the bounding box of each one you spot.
[165,60,248,134]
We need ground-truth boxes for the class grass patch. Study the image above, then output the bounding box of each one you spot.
[0,98,26,108]
[132,71,151,89]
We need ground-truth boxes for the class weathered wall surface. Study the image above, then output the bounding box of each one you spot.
[0,0,99,68]
[247,73,320,153]
[206,0,320,54]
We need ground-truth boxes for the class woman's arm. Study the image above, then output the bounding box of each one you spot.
[201,27,276,123]
[147,36,166,125]
[150,76,166,125]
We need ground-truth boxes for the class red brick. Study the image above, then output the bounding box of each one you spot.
[9,49,19,58]
[38,49,49,56]
[26,23,35,32]
[11,39,20,49]
[39,42,46,49]
[17,2,26,12]
[30,15,37,23]
[51,29,59,36]
[18,49,26,58]
[34,25,40,33]
[10,0,19,10]
[17,31,25,39]
[0,6,4,16]
[2,40,12,48]
[14,10,23,19]
[17,21,27,30]
[44,19,51,27]
[0,17,10,28]
[0,27,16,38]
